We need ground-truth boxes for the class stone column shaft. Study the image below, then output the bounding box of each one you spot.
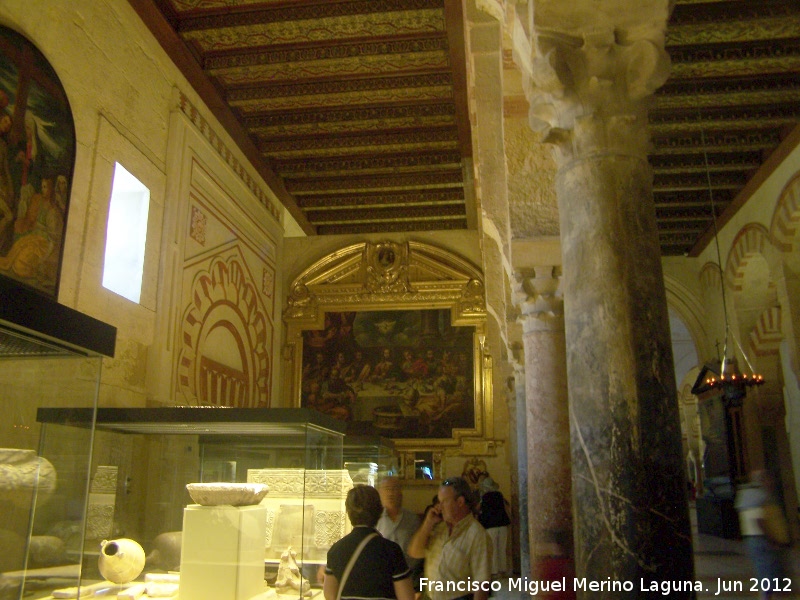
[516,268,573,579]
[558,145,693,593]
[511,4,692,593]
[514,363,532,578]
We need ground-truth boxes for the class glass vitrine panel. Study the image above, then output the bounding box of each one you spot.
[35,407,348,600]
[0,312,109,600]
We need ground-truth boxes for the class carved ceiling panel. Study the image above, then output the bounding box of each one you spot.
[138,0,472,236]
[132,0,799,256]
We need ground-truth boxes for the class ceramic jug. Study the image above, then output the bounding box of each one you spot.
[98,538,146,584]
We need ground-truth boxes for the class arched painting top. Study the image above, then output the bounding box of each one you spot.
[0,25,76,298]
[283,241,491,452]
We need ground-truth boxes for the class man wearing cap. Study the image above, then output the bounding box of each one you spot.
[408,476,491,600]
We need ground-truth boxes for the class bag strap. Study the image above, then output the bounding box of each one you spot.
[337,532,379,600]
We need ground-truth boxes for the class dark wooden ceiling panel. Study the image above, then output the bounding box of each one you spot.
[136,0,800,255]
[652,0,800,255]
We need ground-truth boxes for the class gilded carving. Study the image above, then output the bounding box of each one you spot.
[458,279,486,315]
[205,36,449,71]
[320,220,467,235]
[182,4,444,52]
[284,241,489,452]
[261,128,459,155]
[364,242,410,294]
[244,103,455,130]
[227,72,453,103]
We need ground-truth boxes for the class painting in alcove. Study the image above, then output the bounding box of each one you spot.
[0,26,75,298]
[300,310,476,439]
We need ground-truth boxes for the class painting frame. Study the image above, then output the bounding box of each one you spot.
[0,25,75,299]
[283,241,491,453]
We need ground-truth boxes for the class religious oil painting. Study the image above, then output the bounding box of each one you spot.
[300,309,476,440]
[0,26,75,298]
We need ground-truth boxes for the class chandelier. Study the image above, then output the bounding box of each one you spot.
[697,130,764,401]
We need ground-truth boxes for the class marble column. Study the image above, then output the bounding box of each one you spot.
[522,22,694,594]
[515,268,572,579]
[513,361,531,578]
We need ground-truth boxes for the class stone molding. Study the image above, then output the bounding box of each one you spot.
[176,92,281,221]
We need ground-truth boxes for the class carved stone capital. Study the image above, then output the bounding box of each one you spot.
[522,18,670,161]
[513,266,564,332]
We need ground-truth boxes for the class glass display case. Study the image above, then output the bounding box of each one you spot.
[0,277,116,600]
[34,407,349,600]
[342,435,396,485]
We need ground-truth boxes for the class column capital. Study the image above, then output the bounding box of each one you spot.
[514,266,564,332]
[521,15,670,161]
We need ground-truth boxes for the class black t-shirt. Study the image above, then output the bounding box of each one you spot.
[325,526,410,600]
[478,491,511,529]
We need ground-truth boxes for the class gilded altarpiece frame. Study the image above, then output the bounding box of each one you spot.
[284,241,491,460]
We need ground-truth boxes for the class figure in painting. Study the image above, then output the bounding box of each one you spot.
[370,348,396,381]
[0,176,63,282]
[0,26,76,296]
[0,102,15,255]
[300,310,475,438]
[12,110,49,196]
[302,351,330,394]
[316,368,355,420]
[341,349,371,384]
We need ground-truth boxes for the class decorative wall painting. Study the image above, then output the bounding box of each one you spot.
[300,309,476,440]
[0,26,75,298]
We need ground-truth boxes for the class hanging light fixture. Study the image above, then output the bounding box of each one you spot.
[697,129,764,403]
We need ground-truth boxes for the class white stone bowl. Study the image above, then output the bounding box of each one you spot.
[186,482,269,506]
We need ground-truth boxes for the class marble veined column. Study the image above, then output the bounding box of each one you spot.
[515,268,573,580]
[521,11,694,595]
[558,131,693,592]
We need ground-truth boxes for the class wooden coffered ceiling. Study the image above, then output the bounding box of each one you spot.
[131,0,800,257]
[652,0,800,256]
[134,0,473,237]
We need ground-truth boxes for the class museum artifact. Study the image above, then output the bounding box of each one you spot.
[145,531,182,571]
[186,481,269,506]
[0,448,56,507]
[97,538,146,584]
[274,547,311,596]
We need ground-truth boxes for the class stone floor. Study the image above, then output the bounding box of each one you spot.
[491,533,799,599]
[693,532,799,599]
